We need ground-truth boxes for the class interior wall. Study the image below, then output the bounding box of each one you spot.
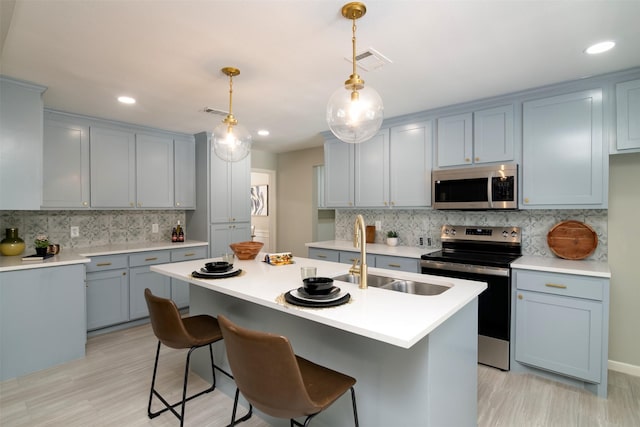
[608,152,640,369]
[276,146,323,256]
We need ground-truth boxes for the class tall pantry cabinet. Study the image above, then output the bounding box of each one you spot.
[186,132,251,258]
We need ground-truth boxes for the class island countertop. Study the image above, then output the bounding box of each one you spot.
[151,254,487,349]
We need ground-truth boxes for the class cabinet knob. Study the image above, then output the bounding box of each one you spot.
[518,294,523,300]
[176,202,181,207]
[524,198,530,204]
[475,157,480,162]
[465,158,471,162]
[384,201,388,206]
[82,201,88,207]
[390,201,395,206]
[138,202,142,207]
[130,202,135,207]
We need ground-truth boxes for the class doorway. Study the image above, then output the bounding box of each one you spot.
[250,169,276,253]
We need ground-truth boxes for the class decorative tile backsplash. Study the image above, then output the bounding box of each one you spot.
[335,209,608,261]
[0,210,186,252]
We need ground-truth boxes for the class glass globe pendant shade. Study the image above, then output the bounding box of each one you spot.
[326,84,384,144]
[212,121,252,162]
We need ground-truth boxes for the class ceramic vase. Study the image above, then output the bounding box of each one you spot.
[0,228,26,256]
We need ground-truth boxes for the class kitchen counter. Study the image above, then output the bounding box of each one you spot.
[151,254,485,426]
[0,241,208,272]
[306,239,436,259]
[512,255,611,278]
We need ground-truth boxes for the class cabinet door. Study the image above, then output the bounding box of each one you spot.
[515,290,602,383]
[90,126,136,208]
[230,154,251,222]
[174,136,196,209]
[42,114,90,208]
[324,139,355,207]
[390,121,432,207]
[210,153,251,223]
[355,129,389,207]
[616,78,640,151]
[129,266,170,320]
[436,113,472,167]
[86,269,129,331]
[0,77,45,210]
[136,133,174,208]
[210,222,251,258]
[522,89,605,208]
[473,105,514,164]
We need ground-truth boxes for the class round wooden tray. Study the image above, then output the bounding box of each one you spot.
[547,220,598,260]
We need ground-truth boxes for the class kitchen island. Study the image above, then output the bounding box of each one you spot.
[151,255,487,427]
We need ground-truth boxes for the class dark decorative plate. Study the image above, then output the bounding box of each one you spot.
[284,290,350,308]
[192,269,242,279]
[295,286,341,301]
[201,265,233,274]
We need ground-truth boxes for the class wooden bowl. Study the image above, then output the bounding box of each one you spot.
[229,241,264,260]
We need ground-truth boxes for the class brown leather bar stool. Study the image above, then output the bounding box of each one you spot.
[144,288,246,426]
[218,315,359,427]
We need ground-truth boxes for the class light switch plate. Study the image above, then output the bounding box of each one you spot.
[152,224,159,233]
[70,226,79,238]
[375,221,382,229]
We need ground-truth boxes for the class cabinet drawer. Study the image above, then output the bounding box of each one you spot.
[171,246,207,262]
[375,255,419,273]
[339,251,375,266]
[514,270,605,301]
[308,248,339,262]
[129,250,171,267]
[86,254,128,272]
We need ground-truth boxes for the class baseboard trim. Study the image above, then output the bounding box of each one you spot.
[608,359,640,377]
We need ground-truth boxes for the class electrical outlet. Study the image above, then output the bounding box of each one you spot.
[419,237,424,246]
[152,223,159,233]
[70,226,79,238]
[375,220,382,229]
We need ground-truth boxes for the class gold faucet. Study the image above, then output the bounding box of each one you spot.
[349,214,368,289]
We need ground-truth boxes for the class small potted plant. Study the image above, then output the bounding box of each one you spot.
[34,234,50,256]
[386,231,399,246]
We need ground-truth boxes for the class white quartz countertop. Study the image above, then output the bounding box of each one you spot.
[512,255,611,278]
[0,241,208,272]
[306,240,437,259]
[150,253,487,349]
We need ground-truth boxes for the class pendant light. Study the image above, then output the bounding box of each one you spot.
[326,2,383,144]
[212,67,252,162]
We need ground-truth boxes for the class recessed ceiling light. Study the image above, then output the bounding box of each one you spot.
[257,129,270,136]
[585,41,615,55]
[117,96,136,104]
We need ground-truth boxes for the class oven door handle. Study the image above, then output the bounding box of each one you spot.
[420,260,510,277]
[487,173,494,209]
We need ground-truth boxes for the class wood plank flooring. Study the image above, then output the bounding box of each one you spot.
[1,322,639,426]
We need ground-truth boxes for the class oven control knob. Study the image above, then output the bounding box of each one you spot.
[502,231,508,238]
[511,231,518,238]
[451,229,456,236]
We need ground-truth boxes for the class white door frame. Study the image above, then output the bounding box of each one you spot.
[251,168,276,252]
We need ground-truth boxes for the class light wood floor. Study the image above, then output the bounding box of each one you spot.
[1,322,639,426]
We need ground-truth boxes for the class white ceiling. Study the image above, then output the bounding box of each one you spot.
[2,0,639,153]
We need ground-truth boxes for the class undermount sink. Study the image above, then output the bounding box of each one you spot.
[331,273,396,288]
[332,274,451,296]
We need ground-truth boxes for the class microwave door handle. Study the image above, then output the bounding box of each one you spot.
[487,174,493,208]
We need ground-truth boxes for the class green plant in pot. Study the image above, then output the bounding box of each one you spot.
[34,234,50,256]
[386,231,399,246]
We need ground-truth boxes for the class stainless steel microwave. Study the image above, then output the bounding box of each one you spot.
[432,164,518,210]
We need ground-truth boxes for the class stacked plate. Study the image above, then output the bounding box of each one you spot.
[192,261,242,279]
[285,277,350,307]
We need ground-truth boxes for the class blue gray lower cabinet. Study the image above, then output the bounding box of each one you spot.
[512,269,609,397]
[86,246,207,332]
[0,264,86,381]
[308,247,419,273]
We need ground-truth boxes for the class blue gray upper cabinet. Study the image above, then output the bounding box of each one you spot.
[436,104,514,168]
[615,78,640,152]
[522,89,607,209]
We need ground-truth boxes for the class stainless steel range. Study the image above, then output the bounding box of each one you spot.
[421,225,522,370]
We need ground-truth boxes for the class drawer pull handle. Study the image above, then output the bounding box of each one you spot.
[183,253,196,257]
[545,283,567,289]
[145,257,158,261]
[96,262,112,267]
[388,263,401,268]
[317,255,327,259]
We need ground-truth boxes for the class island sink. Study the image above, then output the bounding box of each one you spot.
[332,273,451,296]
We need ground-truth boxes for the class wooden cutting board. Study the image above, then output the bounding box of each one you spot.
[547,220,598,260]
